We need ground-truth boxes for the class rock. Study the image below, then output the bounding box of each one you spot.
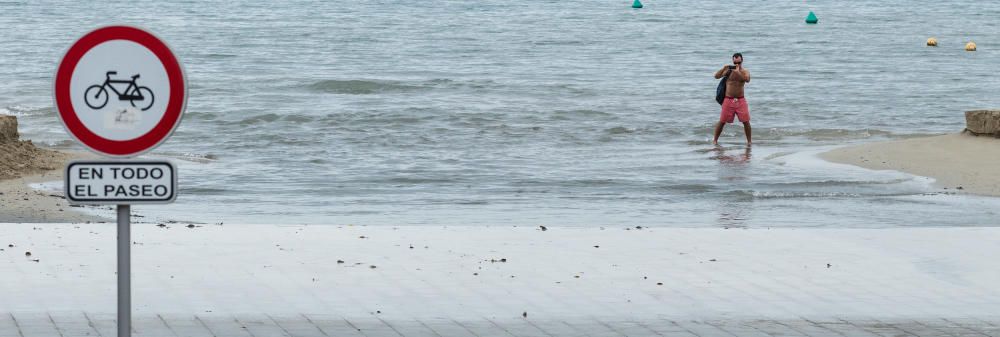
[0,115,17,143]
[965,110,1000,136]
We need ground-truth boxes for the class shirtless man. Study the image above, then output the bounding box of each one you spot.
[712,53,751,146]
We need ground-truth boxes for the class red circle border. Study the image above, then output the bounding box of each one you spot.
[54,26,185,157]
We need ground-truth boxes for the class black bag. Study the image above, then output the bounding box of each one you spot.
[715,75,727,105]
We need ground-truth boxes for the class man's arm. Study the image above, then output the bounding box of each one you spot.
[714,66,730,79]
[742,69,750,83]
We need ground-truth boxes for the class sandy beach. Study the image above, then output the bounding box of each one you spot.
[0,115,104,223]
[821,132,1000,197]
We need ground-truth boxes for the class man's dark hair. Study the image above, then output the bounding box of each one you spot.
[732,52,743,59]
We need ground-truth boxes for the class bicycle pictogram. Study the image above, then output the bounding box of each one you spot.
[83,71,155,111]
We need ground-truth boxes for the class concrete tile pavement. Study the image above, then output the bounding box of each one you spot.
[2,224,1000,336]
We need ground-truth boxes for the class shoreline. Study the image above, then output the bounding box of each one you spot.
[0,151,108,223]
[1,114,106,222]
[820,132,1000,197]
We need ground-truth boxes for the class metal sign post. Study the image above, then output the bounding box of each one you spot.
[117,204,130,337]
[54,25,186,337]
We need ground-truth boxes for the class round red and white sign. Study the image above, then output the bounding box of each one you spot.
[54,25,186,157]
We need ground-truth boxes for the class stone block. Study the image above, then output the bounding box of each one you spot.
[965,110,1000,136]
[0,114,18,143]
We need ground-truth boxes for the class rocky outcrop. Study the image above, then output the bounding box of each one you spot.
[965,110,1000,137]
[0,115,66,180]
[0,114,18,143]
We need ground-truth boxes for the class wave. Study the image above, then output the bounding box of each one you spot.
[756,128,893,141]
[722,189,926,199]
[306,79,426,94]
[1,105,50,117]
[759,179,914,188]
[155,151,219,163]
[238,113,281,125]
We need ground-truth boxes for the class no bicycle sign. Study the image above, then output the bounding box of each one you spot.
[54,25,186,158]
[53,25,186,337]
[54,26,185,205]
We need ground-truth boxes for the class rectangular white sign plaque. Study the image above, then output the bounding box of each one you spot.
[65,160,177,204]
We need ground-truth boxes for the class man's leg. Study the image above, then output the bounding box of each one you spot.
[742,122,752,145]
[713,122,725,145]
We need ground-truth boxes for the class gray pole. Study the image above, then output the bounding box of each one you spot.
[117,204,131,337]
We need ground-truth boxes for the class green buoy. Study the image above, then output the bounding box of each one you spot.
[632,0,643,8]
[805,11,818,24]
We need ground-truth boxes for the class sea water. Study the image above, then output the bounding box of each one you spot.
[2,0,1000,226]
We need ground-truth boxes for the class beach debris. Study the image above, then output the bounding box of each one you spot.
[24,251,31,257]
[657,282,663,286]
[631,0,642,9]
[635,226,643,230]
[539,225,547,231]
[473,272,478,276]
[709,259,717,262]
[336,260,344,264]
[593,245,600,248]
[827,263,832,268]
[186,224,195,228]
[927,37,938,46]
[957,186,964,190]
[805,11,818,24]
[369,265,377,269]
[409,244,414,249]
[7,244,12,248]
[522,311,528,318]
[156,224,167,228]
[966,42,977,51]
[31,259,39,263]
[359,235,367,239]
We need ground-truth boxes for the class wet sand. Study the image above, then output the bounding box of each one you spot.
[821,133,1000,196]
[0,168,106,223]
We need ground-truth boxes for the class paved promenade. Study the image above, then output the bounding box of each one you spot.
[2,224,999,336]
[2,313,1000,336]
